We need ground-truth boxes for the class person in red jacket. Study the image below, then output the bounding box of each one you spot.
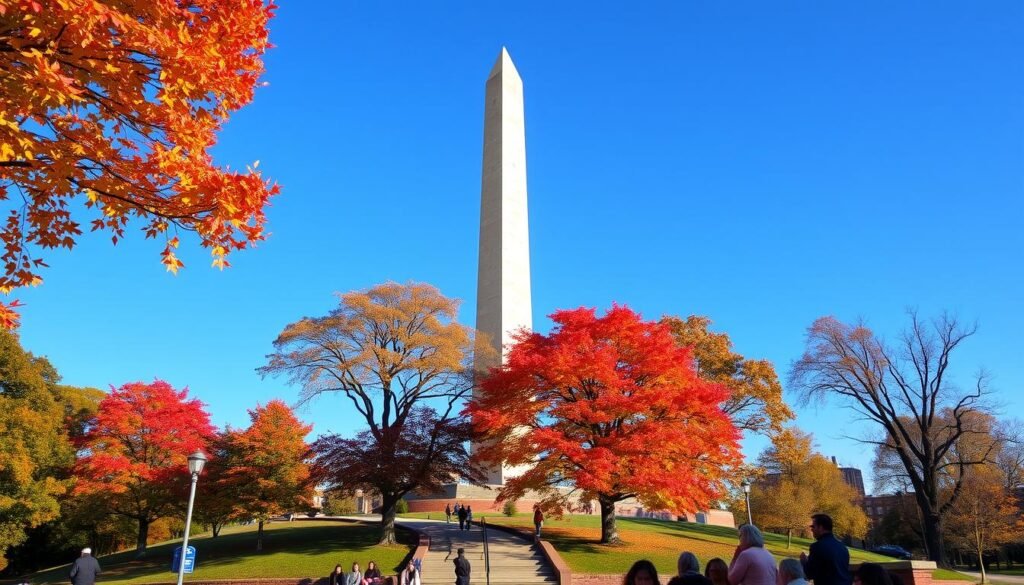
[533,505,544,542]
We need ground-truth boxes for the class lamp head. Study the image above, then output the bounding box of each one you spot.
[187,450,207,476]
[742,481,751,494]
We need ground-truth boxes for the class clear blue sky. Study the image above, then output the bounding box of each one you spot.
[15,1,1023,494]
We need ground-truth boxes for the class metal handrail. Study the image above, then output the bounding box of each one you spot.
[482,517,491,585]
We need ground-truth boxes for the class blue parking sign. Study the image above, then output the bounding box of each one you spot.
[171,546,196,574]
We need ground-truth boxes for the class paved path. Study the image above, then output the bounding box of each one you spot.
[958,572,1024,585]
[397,517,558,585]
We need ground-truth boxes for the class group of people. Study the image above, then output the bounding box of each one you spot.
[327,560,387,585]
[444,502,474,530]
[624,514,909,585]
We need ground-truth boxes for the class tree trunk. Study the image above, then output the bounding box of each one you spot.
[976,520,987,584]
[379,493,398,545]
[135,518,150,557]
[212,522,222,538]
[257,520,264,551]
[787,528,792,549]
[922,510,948,567]
[599,496,620,545]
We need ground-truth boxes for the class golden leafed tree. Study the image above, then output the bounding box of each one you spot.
[944,464,1021,583]
[662,315,792,436]
[259,282,490,544]
[752,428,868,545]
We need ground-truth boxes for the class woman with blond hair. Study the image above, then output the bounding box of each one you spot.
[728,525,777,585]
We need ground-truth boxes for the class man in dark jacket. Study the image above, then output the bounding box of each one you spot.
[70,548,102,585]
[453,547,471,585]
[456,505,468,531]
[800,514,851,585]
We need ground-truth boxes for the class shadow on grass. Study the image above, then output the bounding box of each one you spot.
[28,521,417,584]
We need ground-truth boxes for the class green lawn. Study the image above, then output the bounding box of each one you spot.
[28,520,415,584]
[400,513,890,576]
[932,569,976,581]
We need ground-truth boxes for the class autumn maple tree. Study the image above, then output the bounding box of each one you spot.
[662,315,793,436]
[219,399,313,551]
[74,380,216,556]
[469,306,742,545]
[259,282,488,544]
[0,0,279,327]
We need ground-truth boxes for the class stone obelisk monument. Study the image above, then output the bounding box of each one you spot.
[474,47,532,486]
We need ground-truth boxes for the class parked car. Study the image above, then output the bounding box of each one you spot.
[872,544,912,560]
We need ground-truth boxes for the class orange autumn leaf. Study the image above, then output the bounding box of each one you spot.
[468,305,743,544]
[0,0,280,324]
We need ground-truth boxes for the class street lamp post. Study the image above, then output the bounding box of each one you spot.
[742,481,753,526]
[176,451,207,585]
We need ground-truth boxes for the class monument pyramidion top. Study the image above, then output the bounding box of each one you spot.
[488,46,521,80]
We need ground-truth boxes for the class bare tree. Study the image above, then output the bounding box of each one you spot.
[791,312,996,566]
[994,419,1024,491]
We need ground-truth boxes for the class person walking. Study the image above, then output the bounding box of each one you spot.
[778,559,809,585]
[445,503,452,524]
[465,506,473,530]
[454,547,471,585]
[800,514,852,585]
[533,505,544,542]
[70,548,101,585]
[457,503,468,530]
[728,525,777,585]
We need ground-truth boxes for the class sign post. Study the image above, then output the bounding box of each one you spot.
[171,546,196,574]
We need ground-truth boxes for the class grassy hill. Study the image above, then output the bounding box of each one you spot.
[25,520,415,585]
[404,512,891,576]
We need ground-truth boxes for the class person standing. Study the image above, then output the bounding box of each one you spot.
[533,505,545,542]
[728,525,777,585]
[445,503,452,524]
[465,506,473,530]
[70,548,101,585]
[454,547,471,585]
[800,514,852,585]
[457,503,468,530]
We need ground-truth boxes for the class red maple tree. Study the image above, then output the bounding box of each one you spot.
[0,0,279,327]
[468,306,742,544]
[73,380,216,556]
